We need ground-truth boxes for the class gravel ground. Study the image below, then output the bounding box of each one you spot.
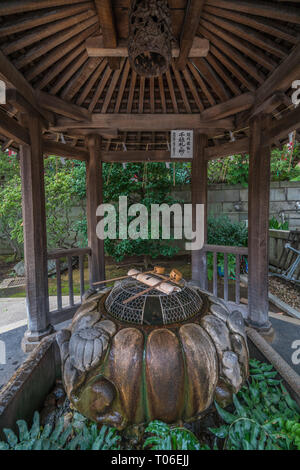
[269,276,300,310]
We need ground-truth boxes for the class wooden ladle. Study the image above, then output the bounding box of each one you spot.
[92,266,166,286]
[123,269,183,305]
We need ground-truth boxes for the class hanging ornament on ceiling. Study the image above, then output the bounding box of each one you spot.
[128,0,172,77]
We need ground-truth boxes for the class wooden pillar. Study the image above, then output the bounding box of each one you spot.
[20,116,53,352]
[248,114,272,331]
[86,134,105,284]
[191,131,208,288]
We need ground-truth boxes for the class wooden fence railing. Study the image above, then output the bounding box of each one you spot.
[202,244,248,305]
[47,247,91,325]
[46,245,247,325]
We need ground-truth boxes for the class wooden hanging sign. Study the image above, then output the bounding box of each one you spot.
[171,130,193,159]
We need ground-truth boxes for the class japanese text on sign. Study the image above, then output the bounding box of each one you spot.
[171,130,193,159]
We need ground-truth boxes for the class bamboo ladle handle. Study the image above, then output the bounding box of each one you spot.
[92,266,165,286]
[123,269,182,305]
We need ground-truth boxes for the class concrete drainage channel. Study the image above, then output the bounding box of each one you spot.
[0,328,299,438]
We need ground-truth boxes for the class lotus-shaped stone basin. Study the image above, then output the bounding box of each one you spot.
[57,283,249,430]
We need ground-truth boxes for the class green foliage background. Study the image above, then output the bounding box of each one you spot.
[0,141,298,261]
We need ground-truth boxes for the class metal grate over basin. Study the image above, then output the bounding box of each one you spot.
[105,278,203,326]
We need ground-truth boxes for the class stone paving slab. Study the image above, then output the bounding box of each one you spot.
[0,296,81,329]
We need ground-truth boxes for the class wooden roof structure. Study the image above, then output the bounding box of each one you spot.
[1,0,300,352]
[0,0,300,157]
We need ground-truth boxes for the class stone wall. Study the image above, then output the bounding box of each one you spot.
[1,181,299,256]
[173,181,300,229]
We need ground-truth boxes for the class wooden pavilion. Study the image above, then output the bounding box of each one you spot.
[0,0,300,351]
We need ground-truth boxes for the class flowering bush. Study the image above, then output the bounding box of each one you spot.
[207,142,300,185]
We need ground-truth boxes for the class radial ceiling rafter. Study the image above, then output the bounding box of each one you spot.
[0,0,298,153]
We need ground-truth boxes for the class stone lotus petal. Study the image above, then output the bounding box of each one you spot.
[210,303,229,322]
[208,296,230,312]
[227,310,246,338]
[222,351,243,393]
[230,333,249,379]
[69,320,115,372]
[200,314,232,356]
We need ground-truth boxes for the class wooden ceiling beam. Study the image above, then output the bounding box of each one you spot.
[94,0,120,70]
[127,70,137,113]
[182,67,204,112]
[205,5,298,45]
[250,92,286,120]
[0,49,50,122]
[236,92,287,129]
[209,43,256,92]
[187,61,215,106]
[6,89,52,129]
[199,24,265,85]
[43,140,88,161]
[192,58,230,102]
[201,18,276,72]
[115,59,130,113]
[138,77,145,114]
[176,0,206,70]
[165,70,179,113]
[61,128,118,140]
[205,53,241,97]
[158,75,167,114]
[0,3,94,38]
[255,42,300,107]
[205,0,300,25]
[88,64,112,112]
[0,108,29,146]
[171,63,191,113]
[50,114,235,132]
[204,137,249,160]
[0,0,91,16]
[267,106,300,143]
[202,12,287,60]
[50,51,88,96]
[36,44,86,91]
[101,59,125,113]
[61,57,102,101]
[201,92,255,120]
[2,10,96,56]
[77,59,107,106]
[36,90,91,121]
[2,139,14,151]
[14,15,98,70]
[25,23,98,81]
[86,36,210,58]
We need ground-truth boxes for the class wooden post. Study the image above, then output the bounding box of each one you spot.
[248,114,272,331]
[191,131,208,288]
[20,116,53,352]
[86,134,105,284]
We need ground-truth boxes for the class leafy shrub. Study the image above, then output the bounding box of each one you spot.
[0,411,121,450]
[99,162,181,266]
[206,216,248,280]
[0,153,87,258]
[143,421,208,450]
[207,216,248,247]
[207,142,300,185]
[210,359,300,450]
[269,216,289,231]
